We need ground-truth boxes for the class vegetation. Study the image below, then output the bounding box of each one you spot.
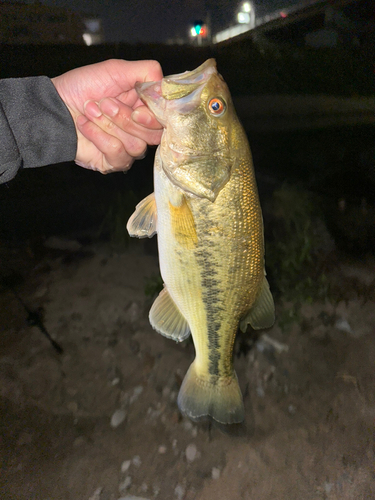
[144,274,163,299]
[98,191,139,247]
[265,184,331,330]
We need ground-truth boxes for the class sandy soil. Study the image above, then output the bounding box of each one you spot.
[0,240,374,500]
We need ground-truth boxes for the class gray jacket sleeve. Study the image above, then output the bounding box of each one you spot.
[0,76,77,184]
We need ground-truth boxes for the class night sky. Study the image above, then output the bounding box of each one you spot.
[14,0,301,43]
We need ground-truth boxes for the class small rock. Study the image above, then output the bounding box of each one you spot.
[256,385,265,398]
[185,443,197,463]
[132,455,141,467]
[324,482,334,494]
[118,476,132,492]
[288,404,296,415]
[169,391,177,402]
[158,445,167,454]
[334,318,353,334]
[212,467,221,480]
[130,386,143,404]
[174,484,185,500]
[126,302,141,324]
[261,334,289,353]
[118,497,150,500]
[121,460,131,473]
[88,487,102,500]
[111,409,126,428]
[183,420,193,432]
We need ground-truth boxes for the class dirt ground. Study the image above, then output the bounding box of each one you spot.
[0,239,374,500]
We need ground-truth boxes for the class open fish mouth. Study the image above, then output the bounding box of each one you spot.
[135,59,217,124]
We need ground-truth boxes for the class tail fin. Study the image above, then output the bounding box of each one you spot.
[177,362,245,424]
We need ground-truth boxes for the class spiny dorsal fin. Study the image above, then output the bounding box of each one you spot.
[149,287,191,342]
[127,193,157,238]
[240,277,275,332]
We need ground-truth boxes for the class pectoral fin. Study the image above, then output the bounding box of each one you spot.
[169,195,197,249]
[127,193,157,238]
[149,287,191,342]
[240,277,275,332]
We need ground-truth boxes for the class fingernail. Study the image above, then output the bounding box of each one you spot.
[76,115,88,127]
[100,98,119,117]
[84,100,102,118]
[132,108,152,126]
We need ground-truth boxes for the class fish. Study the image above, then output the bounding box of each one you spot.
[127,59,275,424]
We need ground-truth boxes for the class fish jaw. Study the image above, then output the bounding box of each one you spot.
[135,59,217,125]
[135,81,167,126]
[137,59,236,202]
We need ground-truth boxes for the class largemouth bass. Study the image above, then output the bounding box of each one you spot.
[127,59,275,424]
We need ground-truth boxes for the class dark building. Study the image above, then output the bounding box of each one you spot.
[0,1,85,44]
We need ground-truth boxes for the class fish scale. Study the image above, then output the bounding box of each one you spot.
[127,59,275,424]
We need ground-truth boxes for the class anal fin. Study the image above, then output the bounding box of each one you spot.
[149,287,190,342]
[127,193,157,238]
[240,277,275,332]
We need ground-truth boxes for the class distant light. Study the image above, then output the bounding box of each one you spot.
[200,25,208,37]
[83,33,93,45]
[238,12,250,24]
[242,2,252,13]
[190,27,198,37]
[280,11,288,18]
[84,19,100,33]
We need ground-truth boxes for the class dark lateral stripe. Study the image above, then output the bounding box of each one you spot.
[195,245,222,376]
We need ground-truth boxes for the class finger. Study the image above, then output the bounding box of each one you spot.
[131,105,163,130]
[76,115,135,172]
[113,59,163,89]
[96,98,162,146]
[84,100,150,156]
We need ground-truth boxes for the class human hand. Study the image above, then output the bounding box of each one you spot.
[52,59,163,173]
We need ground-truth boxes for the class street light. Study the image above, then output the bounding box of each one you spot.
[237,1,255,28]
[242,2,252,13]
[238,12,250,24]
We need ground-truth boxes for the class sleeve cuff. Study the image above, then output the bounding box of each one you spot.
[0,76,77,171]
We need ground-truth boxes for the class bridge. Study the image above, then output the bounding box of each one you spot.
[213,0,366,45]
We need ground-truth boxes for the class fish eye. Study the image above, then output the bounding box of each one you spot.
[208,97,226,116]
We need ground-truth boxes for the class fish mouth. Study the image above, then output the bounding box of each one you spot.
[135,59,217,124]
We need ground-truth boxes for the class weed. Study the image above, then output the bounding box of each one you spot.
[98,191,139,248]
[265,183,331,330]
[144,274,163,299]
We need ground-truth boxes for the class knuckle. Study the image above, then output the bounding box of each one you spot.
[127,138,146,157]
[104,120,117,132]
[107,136,124,155]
